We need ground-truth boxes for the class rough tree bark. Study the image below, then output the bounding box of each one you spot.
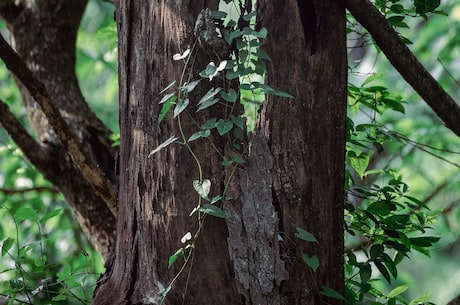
[92,0,346,304]
[0,0,116,259]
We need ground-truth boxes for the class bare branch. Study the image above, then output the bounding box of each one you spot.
[0,34,117,216]
[0,186,59,195]
[345,0,460,138]
[0,98,47,164]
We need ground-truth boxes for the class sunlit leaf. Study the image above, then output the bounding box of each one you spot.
[388,285,409,298]
[1,238,15,256]
[15,207,39,222]
[168,248,184,268]
[193,179,211,199]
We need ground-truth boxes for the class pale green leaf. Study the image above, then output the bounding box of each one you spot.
[159,80,176,94]
[174,98,189,117]
[1,238,15,256]
[15,207,39,222]
[148,136,178,157]
[159,92,175,104]
[193,179,211,199]
[198,204,228,219]
[388,285,408,298]
[40,209,62,224]
[188,130,210,142]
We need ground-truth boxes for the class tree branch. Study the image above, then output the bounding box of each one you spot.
[0,186,59,195]
[0,34,117,216]
[0,98,47,164]
[345,0,460,138]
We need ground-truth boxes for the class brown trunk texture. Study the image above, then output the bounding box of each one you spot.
[93,0,346,304]
[258,0,347,304]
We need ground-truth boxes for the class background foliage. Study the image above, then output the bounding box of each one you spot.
[0,0,458,304]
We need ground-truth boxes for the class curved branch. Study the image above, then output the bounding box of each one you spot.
[0,98,47,164]
[0,34,117,216]
[345,0,460,138]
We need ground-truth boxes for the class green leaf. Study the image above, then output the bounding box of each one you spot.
[159,92,175,104]
[360,263,372,283]
[198,204,228,219]
[188,130,211,142]
[383,256,398,279]
[295,227,318,242]
[199,87,222,105]
[1,238,15,256]
[409,236,440,247]
[168,248,184,268]
[174,98,189,117]
[220,89,238,103]
[216,119,233,135]
[242,11,257,21]
[225,70,239,80]
[252,27,267,39]
[52,294,67,301]
[210,195,223,204]
[255,48,272,61]
[414,0,440,14]
[15,207,39,222]
[367,200,392,216]
[197,98,220,111]
[319,286,346,300]
[302,254,319,272]
[159,80,176,94]
[230,115,244,130]
[201,118,218,130]
[369,244,384,259]
[388,285,408,298]
[158,98,175,123]
[193,179,211,199]
[182,80,201,93]
[348,150,370,179]
[148,136,178,157]
[210,10,227,19]
[390,4,405,13]
[232,156,245,164]
[273,90,294,98]
[375,261,391,283]
[40,209,62,224]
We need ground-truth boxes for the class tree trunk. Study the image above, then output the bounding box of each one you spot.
[93,0,346,304]
[258,1,347,303]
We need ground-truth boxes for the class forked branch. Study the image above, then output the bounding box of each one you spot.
[0,34,117,216]
[346,0,460,138]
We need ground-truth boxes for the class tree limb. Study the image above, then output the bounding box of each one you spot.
[345,0,460,138]
[0,98,48,165]
[0,34,117,216]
